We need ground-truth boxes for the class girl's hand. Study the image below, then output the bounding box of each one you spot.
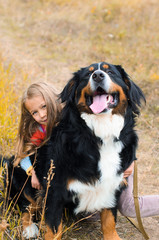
[31,169,42,190]
[123,161,134,178]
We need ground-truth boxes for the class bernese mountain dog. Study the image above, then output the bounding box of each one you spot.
[3,62,145,240]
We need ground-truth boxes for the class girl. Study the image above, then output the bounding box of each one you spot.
[118,162,159,218]
[14,82,61,190]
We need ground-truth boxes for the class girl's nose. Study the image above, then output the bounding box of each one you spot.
[39,110,46,118]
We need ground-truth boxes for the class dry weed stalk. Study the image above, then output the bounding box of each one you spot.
[0,219,9,239]
[0,219,13,240]
[38,159,55,237]
[3,230,13,240]
[5,160,15,216]
[6,151,38,222]
[6,176,29,223]
[1,160,9,216]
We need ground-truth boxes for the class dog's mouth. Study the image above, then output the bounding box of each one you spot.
[87,87,118,114]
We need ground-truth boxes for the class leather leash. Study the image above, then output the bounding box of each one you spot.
[127,160,149,239]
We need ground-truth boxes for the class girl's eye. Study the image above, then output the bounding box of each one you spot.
[42,105,46,109]
[32,111,37,116]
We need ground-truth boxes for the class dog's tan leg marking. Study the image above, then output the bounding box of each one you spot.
[22,209,39,239]
[45,221,62,240]
[22,212,32,229]
[100,209,122,240]
[22,196,36,229]
[23,193,41,222]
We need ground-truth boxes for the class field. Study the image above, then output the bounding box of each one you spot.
[0,0,159,239]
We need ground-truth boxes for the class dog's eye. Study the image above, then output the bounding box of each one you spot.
[87,72,92,77]
[107,70,113,75]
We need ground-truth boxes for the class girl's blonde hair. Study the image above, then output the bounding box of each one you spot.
[14,82,61,166]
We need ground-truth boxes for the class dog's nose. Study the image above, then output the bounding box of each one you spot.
[92,70,105,83]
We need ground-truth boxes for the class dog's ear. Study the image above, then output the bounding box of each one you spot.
[116,65,146,115]
[60,71,80,103]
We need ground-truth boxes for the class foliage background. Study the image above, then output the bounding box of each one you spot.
[0,0,158,239]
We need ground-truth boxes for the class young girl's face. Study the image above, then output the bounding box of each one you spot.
[25,95,47,125]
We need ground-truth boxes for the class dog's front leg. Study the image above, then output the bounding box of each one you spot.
[44,193,63,240]
[100,208,122,240]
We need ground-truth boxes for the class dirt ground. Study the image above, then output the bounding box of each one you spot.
[0,0,158,239]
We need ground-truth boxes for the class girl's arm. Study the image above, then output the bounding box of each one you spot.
[30,168,42,190]
[123,161,134,178]
[20,156,41,189]
[20,156,33,175]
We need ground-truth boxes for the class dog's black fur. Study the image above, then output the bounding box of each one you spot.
[2,62,145,239]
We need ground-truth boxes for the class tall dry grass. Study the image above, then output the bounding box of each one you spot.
[0,63,18,156]
[0,60,29,239]
[0,61,29,157]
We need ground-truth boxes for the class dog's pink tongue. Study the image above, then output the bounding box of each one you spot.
[90,95,107,114]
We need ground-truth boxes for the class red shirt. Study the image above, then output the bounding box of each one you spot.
[30,124,46,146]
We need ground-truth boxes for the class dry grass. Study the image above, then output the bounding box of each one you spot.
[0,0,158,239]
[0,61,29,156]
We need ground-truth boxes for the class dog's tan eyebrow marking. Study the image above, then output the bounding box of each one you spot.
[89,66,94,71]
[103,64,109,69]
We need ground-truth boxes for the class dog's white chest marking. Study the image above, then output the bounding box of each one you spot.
[68,113,124,213]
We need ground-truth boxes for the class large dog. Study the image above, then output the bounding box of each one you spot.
[3,62,145,240]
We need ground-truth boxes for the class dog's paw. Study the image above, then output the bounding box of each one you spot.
[23,223,39,239]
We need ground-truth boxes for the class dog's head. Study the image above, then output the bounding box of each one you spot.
[61,62,145,116]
